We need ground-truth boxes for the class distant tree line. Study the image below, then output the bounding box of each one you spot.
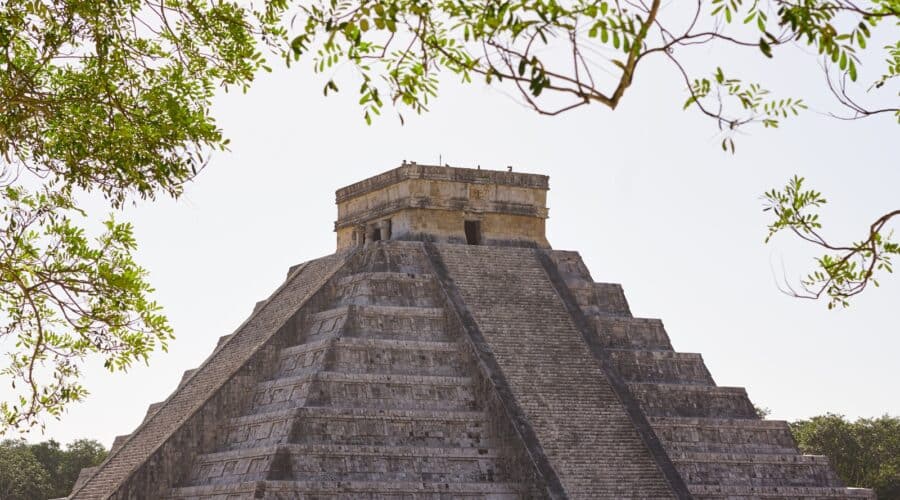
[0,415,897,499]
[0,439,106,499]
[791,414,900,499]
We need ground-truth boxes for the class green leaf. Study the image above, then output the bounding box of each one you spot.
[759,38,773,58]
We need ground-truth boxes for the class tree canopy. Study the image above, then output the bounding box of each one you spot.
[0,438,107,499]
[1,0,896,431]
[0,0,283,431]
[0,439,53,499]
[791,413,900,499]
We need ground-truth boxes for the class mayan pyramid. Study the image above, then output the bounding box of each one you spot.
[68,164,873,499]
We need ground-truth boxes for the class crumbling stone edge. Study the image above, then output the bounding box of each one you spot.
[534,249,693,500]
[422,242,568,500]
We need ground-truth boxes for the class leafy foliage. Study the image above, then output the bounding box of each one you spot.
[284,0,897,307]
[791,414,900,498]
[0,438,107,498]
[0,439,53,499]
[764,176,898,308]
[0,0,284,432]
[1,0,279,206]
[285,0,897,130]
[0,187,172,429]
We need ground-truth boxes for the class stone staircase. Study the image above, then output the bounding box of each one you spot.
[433,244,677,498]
[164,247,525,499]
[548,250,873,499]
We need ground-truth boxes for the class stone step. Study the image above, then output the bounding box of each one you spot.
[177,368,198,389]
[334,272,440,308]
[671,451,842,488]
[607,349,714,385]
[250,374,315,413]
[306,372,477,411]
[289,407,492,448]
[304,305,450,343]
[689,484,875,499]
[184,444,505,486]
[72,466,99,491]
[167,479,523,499]
[335,272,435,284]
[628,382,757,418]
[649,416,798,454]
[273,339,331,378]
[274,337,465,378]
[561,279,634,318]
[251,372,477,413]
[142,401,163,423]
[562,279,602,308]
[110,434,130,454]
[591,316,674,350]
[328,338,467,376]
[216,334,232,348]
[547,250,590,280]
[591,282,632,316]
[221,406,492,450]
[349,305,450,342]
[546,251,632,315]
[221,408,297,449]
[346,243,433,275]
[303,307,351,342]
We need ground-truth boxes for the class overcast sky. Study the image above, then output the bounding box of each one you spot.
[7,32,898,447]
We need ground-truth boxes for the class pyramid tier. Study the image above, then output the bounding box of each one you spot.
[323,337,466,376]
[250,371,477,413]
[671,451,841,487]
[184,443,506,485]
[166,479,523,499]
[220,406,493,451]
[304,305,450,343]
[649,416,798,455]
[273,337,467,379]
[627,382,758,418]
[607,349,714,385]
[334,272,441,307]
[220,408,297,450]
[689,484,876,499]
[591,316,675,350]
[289,407,493,447]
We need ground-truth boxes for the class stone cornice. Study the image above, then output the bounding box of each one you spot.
[335,196,548,230]
[335,164,549,203]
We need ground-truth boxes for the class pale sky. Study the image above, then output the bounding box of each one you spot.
[7,30,899,448]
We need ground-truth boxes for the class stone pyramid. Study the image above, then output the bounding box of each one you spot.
[68,164,874,499]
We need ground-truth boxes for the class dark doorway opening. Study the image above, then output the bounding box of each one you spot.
[372,228,382,241]
[464,220,482,245]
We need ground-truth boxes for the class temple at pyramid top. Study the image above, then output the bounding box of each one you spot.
[335,162,550,250]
